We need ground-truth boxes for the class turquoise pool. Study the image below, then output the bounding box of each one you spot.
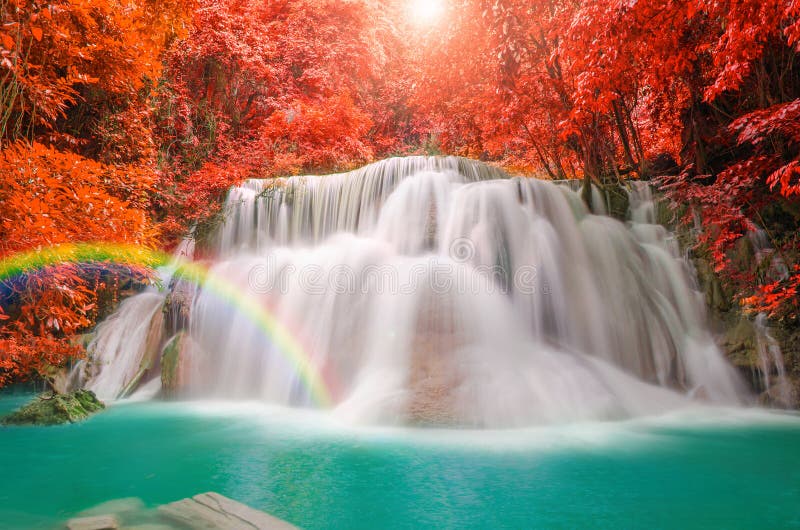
[1,396,800,529]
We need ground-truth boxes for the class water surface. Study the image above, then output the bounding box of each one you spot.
[1,399,799,529]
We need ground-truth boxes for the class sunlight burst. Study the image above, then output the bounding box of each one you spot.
[408,0,445,26]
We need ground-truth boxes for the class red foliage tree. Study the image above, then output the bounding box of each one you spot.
[411,0,800,316]
[0,143,155,385]
[152,0,412,239]
[0,0,189,386]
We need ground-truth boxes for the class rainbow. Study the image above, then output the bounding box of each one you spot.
[0,242,334,408]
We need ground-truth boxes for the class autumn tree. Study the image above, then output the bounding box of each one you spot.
[0,0,190,386]
[410,0,800,316]
[151,0,415,239]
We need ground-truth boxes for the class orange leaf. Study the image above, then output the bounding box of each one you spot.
[0,32,14,51]
[31,27,43,42]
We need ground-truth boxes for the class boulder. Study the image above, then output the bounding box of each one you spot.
[1,389,104,426]
[758,378,800,409]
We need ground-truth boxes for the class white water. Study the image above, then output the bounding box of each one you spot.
[80,292,165,400]
[746,228,793,405]
[75,239,195,400]
[78,157,749,426]
[753,313,792,404]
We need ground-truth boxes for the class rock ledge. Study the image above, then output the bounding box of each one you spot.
[1,389,105,426]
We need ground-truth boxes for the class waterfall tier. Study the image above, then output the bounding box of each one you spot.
[78,156,747,427]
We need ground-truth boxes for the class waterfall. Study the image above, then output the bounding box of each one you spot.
[79,292,165,400]
[79,156,749,426]
[753,314,792,406]
[747,228,793,406]
[75,238,196,401]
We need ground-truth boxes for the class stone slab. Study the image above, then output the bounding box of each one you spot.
[66,514,119,530]
[159,492,298,530]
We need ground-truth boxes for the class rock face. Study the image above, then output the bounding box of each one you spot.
[603,183,631,221]
[120,308,166,398]
[685,232,800,406]
[580,181,631,220]
[159,492,298,530]
[758,378,800,408]
[638,187,800,407]
[1,389,104,426]
[721,318,760,379]
[163,278,196,337]
[160,332,193,397]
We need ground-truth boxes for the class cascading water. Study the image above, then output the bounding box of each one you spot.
[73,239,196,401]
[77,156,748,427]
[746,228,793,406]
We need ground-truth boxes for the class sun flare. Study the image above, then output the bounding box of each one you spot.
[408,0,445,26]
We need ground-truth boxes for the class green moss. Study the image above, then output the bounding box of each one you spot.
[580,180,593,212]
[1,390,105,426]
[692,249,732,313]
[161,333,185,397]
[602,183,630,221]
[656,198,683,230]
[577,180,629,220]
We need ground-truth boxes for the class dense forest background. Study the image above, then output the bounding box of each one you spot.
[1,0,799,385]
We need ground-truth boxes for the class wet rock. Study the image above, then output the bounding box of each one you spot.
[406,295,467,425]
[758,378,800,409]
[1,389,104,426]
[407,345,462,426]
[66,514,119,530]
[161,332,193,397]
[163,278,196,336]
[721,319,758,367]
[39,363,78,395]
[120,309,166,398]
[159,492,298,529]
[578,180,630,220]
[693,252,732,313]
[602,183,630,221]
[77,498,146,518]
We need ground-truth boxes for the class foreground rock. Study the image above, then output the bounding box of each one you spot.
[1,389,104,426]
[159,492,298,530]
[64,492,297,529]
[67,515,119,530]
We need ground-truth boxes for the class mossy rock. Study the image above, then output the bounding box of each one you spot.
[602,183,630,221]
[579,180,630,221]
[692,250,732,313]
[1,389,105,426]
[161,332,191,398]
